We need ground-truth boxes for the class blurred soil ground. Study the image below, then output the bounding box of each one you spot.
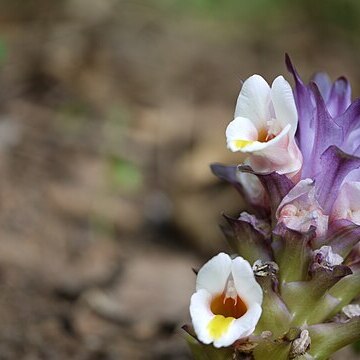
[0,0,359,358]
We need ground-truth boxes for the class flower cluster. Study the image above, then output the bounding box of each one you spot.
[184,55,360,360]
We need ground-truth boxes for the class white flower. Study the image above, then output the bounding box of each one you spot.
[331,181,360,225]
[190,253,263,348]
[226,75,302,177]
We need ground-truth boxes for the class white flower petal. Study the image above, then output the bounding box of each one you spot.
[231,257,263,306]
[245,127,302,176]
[196,253,232,294]
[189,289,214,345]
[235,75,271,129]
[271,76,298,136]
[239,124,290,153]
[213,303,262,348]
[226,117,258,152]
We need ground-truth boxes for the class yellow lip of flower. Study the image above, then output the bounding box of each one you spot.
[207,287,248,340]
[190,253,263,348]
[234,139,255,149]
[233,128,276,150]
[207,315,235,340]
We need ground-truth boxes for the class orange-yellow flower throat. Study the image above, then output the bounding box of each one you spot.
[210,293,247,319]
[207,278,248,339]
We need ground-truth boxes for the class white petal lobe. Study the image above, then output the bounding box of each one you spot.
[190,289,214,344]
[232,257,263,305]
[235,75,271,129]
[196,253,232,294]
[271,76,298,136]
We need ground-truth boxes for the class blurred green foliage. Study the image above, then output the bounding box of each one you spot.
[155,0,360,40]
[56,101,92,136]
[156,0,284,19]
[108,157,142,193]
[106,105,130,128]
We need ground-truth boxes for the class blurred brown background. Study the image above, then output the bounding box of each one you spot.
[0,0,359,359]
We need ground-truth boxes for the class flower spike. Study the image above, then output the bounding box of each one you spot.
[185,56,360,359]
